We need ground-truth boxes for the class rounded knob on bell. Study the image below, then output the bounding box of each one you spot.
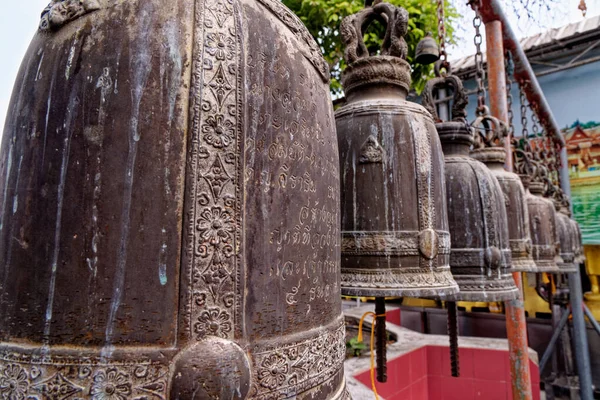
[415,34,440,65]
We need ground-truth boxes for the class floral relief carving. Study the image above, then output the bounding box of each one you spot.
[186,0,242,344]
[196,207,235,245]
[206,33,236,61]
[39,0,101,31]
[0,353,167,399]
[250,320,346,398]
[194,307,233,339]
[31,372,82,398]
[258,354,289,390]
[0,364,29,399]
[89,368,132,400]
[202,114,235,148]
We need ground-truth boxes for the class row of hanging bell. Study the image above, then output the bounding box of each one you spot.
[514,150,564,273]
[422,73,518,302]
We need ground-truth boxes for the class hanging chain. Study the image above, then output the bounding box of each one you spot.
[437,0,447,64]
[471,1,487,115]
[505,51,515,139]
[519,84,529,143]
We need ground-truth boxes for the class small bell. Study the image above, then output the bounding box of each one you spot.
[554,200,578,273]
[337,3,458,299]
[520,172,562,273]
[422,74,518,302]
[415,33,440,65]
[571,219,585,264]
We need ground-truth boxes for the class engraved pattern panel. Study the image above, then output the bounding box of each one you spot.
[185,0,243,341]
[248,318,346,399]
[342,231,451,256]
[0,351,168,400]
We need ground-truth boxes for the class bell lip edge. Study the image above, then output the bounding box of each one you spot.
[510,259,542,272]
[443,287,519,302]
[340,285,459,299]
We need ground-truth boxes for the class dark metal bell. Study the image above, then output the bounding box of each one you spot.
[336,4,459,298]
[415,34,440,65]
[0,0,349,398]
[471,147,538,272]
[521,175,562,273]
[422,75,518,302]
[554,200,578,273]
[571,219,586,264]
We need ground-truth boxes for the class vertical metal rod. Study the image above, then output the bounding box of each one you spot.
[568,271,593,400]
[485,18,533,400]
[447,301,460,377]
[375,297,387,383]
[583,302,600,336]
[485,20,512,171]
[540,306,570,371]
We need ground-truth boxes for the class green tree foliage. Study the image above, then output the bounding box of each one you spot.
[283,0,458,95]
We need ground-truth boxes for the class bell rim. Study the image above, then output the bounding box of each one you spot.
[510,257,541,272]
[340,284,460,299]
[557,262,579,273]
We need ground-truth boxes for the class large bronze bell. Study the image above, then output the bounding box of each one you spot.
[521,173,562,273]
[422,75,518,301]
[471,146,537,272]
[336,4,458,299]
[0,1,349,398]
[415,33,440,65]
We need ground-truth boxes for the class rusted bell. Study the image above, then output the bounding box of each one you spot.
[422,75,517,301]
[471,147,537,272]
[336,4,458,298]
[0,1,349,399]
[521,175,562,273]
[554,200,578,273]
[415,33,440,65]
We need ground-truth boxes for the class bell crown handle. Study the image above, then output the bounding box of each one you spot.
[341,3,409,65]
[421,74,469,123]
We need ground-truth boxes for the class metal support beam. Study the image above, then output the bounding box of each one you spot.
[485,20,512,170]
[540,306,570,372]
[583,302,600,336]
[484,17,533,400]
[568,271,594,400]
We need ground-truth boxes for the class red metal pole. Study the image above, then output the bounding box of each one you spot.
[485,19,534,400]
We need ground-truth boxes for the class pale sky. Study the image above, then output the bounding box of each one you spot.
[0,0,599,132]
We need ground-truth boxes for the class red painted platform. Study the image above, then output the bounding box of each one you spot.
[354,345,541,400]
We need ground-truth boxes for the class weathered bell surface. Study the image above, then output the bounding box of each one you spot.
[571,219,586,264]
[336,4,458,298]
[471,148,538,272]
[415,33,440,65]
[422,74,518,302]
[0,1,349,399]
[554,201,578,273]
[521,175,562,273]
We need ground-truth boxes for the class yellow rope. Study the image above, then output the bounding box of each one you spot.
[358,311,387,400]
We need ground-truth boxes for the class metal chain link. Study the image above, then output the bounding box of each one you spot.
[505,51,515,139]
[519,84,529,142]
[437,0,447,62]
[471,2,487,114]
